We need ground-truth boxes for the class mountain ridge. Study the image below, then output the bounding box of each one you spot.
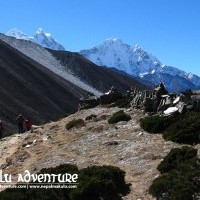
[0,34,149,133]
[5,28,200,93]
[6,28,65,50]
[48,49,149,93]
[79,38,200,92]
[0,38,87,133]
[0,33,102,96]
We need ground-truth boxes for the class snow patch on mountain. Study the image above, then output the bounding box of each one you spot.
[6,28,65,51]
[0,34,101,96]
[80,38,200,92]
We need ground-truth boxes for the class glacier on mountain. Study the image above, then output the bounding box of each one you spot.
[80,38,200,92]
[6,28,65,51]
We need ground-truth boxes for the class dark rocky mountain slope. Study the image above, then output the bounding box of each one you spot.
[0,36,149,134]
[0,39,87,134]
[48,49,149,93]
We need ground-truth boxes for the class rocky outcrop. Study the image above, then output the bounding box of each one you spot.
[79,83,200,117]
[99,86,123,104]
[129,82,200,116]
[79,86,123,110]
[79,94,99,110]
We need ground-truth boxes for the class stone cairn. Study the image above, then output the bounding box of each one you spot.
[78,83,200,116]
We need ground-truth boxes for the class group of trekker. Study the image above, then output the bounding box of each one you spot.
[0,114,32,138]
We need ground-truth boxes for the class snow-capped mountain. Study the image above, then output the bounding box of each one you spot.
[80,38,200,92]
[6,29,29,40]
[80,38,161,77]
[6,28,65,51]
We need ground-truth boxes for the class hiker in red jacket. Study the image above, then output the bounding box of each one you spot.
[25,117,32,131]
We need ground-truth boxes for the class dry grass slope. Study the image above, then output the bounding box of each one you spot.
[0,106,192,199]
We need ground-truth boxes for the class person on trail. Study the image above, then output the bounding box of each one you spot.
[16,114,24,133]
[25,117,32,131]
[0,120,4,138]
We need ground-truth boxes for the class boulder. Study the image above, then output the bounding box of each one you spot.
[154,82,168,96]
[143,97,156,113]
[79,95,99,110]
[163,107,178,116]
[173,96,180,105]
[191,95,200,110]
[154,82,169,109]
[131,94,141,107]
[191,95,200,101]
[176,102,187,114]
[157,95,173,112]
[100,86,122,105]
[186,105,194,111]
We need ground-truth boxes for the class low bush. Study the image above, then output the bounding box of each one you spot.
[140,112,200,145]
[163,112,200,145]
[71,165,129,200]
[149,172,198,200]
[0,164,130,200]
[66,119,85,130]
[108,110,131,124]
[157,146,197,173]
[85,114,97,121]
[140,115,172,133]
[149,146,200,200]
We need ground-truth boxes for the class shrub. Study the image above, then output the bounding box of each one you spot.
[85,114,97,121]
[149,172,198,200]
[79,165,126,190]
[140,112,200,144]
[163,112,200,145]
[149,146,200,200]
[66,119,85,130]
[140,115,172,133]
[157,146,197,173]
[71,165,129,200]
[108,110,131,124]
[40,164,79,177]
[0,164,130,200]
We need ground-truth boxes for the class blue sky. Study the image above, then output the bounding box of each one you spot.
[1,0,200,75]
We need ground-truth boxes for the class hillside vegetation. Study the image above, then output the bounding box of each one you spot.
[0,106,183,199]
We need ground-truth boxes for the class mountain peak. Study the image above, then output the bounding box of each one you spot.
[80,38,159,75]
[80,39,200,93]
[35,28,52,37]
[6,28,29,40]
[5,28,65,51]
[35,28,46,35]
[134,44,143,51]
[105,38,123,43]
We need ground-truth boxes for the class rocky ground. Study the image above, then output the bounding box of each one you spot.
[0,106,189,199]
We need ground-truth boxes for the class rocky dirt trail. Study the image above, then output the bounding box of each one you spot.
[0,106,184,199]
